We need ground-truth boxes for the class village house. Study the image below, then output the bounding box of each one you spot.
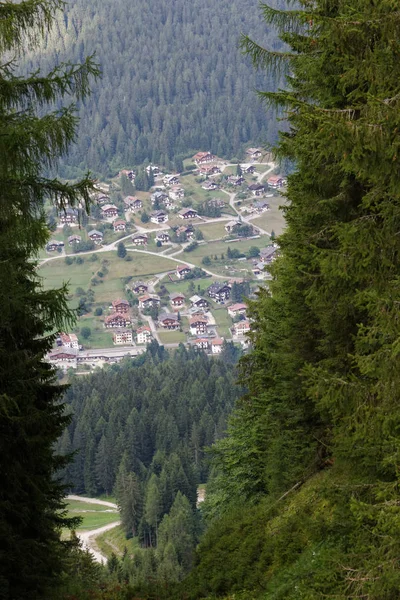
[124,196,142,211]
[170,292,185,307]
[104,313,131,328]
[190,295,209,309]
[48,347,78,366]
[234,320,251,336]
[159,313,180,329]
[146,164,161,175]
[194,151,216,164]
[59,207,78,224]
[199,165,220,176]
[190,316,208,336]
[253,200,270,214]
[164,197,174,209]
[227,175,245,186]
[139,294,160,309]
[211,338,224,354]
[240,164,256,174]
[252,263,265,279]
[136,325,152,344]
[112,298,130,314]
[155,232,170,244]
[179,208,198,220]
[101,204,119,218]
[68,234,81,245]
[151,191,168,205]
[92,191,110,205]
[163,174,180,186]
[150,210,169,224]
[132,233,148,246]
[59,333,79,348]
[88,229,103,244]
[119,169,135,181]
[267,175,286,189]
[46,240,64,252]
[208,282,231,303]
[228,303,247,318]
[132,281,148,294]
[246,148,262,160]
[176,265,191,279]
[259,246,278,264]
[169,186,185,201]
[202,180,219,191]
[113,219,127,232]
[113,329,133,345]
[193,338,209,350]
[176,225,194,240]
[224,220,241,234]
[248,183,266,197]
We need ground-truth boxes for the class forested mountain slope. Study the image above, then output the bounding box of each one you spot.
[22,0,284,177]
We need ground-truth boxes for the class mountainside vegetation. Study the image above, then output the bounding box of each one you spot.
[21,0,286,177]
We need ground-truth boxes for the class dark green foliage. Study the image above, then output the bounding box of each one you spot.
[117,241,127,258]
[140,211,149,223]
[80,326,91,339]
[183,241,198,253]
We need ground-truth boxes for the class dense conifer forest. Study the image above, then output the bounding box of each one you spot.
[21,0,285,177]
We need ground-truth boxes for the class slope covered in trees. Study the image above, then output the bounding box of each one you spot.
[22,0,285,177]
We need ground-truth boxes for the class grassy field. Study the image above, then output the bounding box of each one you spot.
[187,235,271,267]
[158,330,187,344]
[250,194,287,236]
[66,499,119,531]
[96,525,139,559]
[213,307,233,338]
[197,221,230,241]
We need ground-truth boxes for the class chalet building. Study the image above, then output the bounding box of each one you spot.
[227,175,245,186]
[201,181,219,191]
[150,210,168,224]
[190,295,209,309]
[253,200,270,213]
[136,325,152,344]
[248,183,266,197]
[92,191,110,204]
[119,169,135,181]
[48,347,78,364]
[164,197,174,209]
[155,232,170,244]
[234,320,251,336]
[113,329,133,345]
[211,338,224,354]
[176,226,194,240]
[178,208,198,220]
[163,174,180,186]
[46,240,64,252]
[112,298,130,314]
[113,219,127,232]
[124,196,142,211]
[101,204,119,218]
[132,281,148,294]
[189,317,208,336]
[68,234,81,245]
[151,191,168,205]
[139,294,160,309]
[228,303,247,318]
[169,186,185,201]
[170,292,185,307]
[259,246,278,264]
[194,151,215,164]
[59,333,79,348]
[132,233,148,246]
[193,338,209,350]
[245,148,262,160]
[267,175,286,189]
[146,164,161,175]
[159,313,180,329]
[199,165,220,176]
[240,164,256,174]
[59,208,78,224]
[207,283,231,303]
[88,230,103,244]
[104,313,131,328]
[176,265,191,279]
[252,263,265,279]
[225,220,241,234]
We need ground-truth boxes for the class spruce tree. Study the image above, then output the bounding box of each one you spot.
[0,1,98,598]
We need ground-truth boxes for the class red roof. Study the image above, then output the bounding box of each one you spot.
[104,313,126,323]
[177,264,190,273]
[137,326,151,334]
[212,338,224,346]
[112,298,129,307]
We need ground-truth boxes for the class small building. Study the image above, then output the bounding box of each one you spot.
[252,263,265,279]
[59,207,78,224]
[88,229,103,244]
[132,281,148,294]
[190,316,208,336]
[163,174,180,186]
[248,183,266,197]
[199,165,220,176]
[151,191,168,205]
[259,246,277,264]
[150,210,169,224]
[46,240,64,252]
[119,169,135,181]
[59,333,79,349]
[159,313,180,329]
[246,148,262,160]
[228,303,247,318]
[136,325,152,345]
[164,197,174,209]
[193,338,209,350]
[267,175,286,189]
[253,200,270,213]
[124,196,142,211]
[146,164,161,175]
[170,292,185,307]
[101,204,119,218]
[227,175,245,186]
[169,186,185,201]
[190,295,209,309]
[176,225,194,240]
[93,192,110,205]
[240,164,256,174]
[234,320,251,336]
[208,283,231,303]
[113,329,133,345]
[139,294,160,309]
[113,219,127,232]
[211,338,224,354]
[225,220,241,234]
[176,265,191,279]
[179,208,198,220]
[155,232,170,244]
[48,347,78,364]
[194,151,216,164]
[132,233,148,246]
[104,313,131,328]
[68,234,81,245]
[202,180,219,191]
[112,298,130,314]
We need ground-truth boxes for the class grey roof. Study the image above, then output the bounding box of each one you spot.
[260,246,276,258]
[88,229,103,237]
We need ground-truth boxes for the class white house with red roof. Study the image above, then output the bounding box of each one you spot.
[176,265,191,279]
[136,325,152,345]
[194,151,216,164]
[211,338,224,354]
[228,303,247,318]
